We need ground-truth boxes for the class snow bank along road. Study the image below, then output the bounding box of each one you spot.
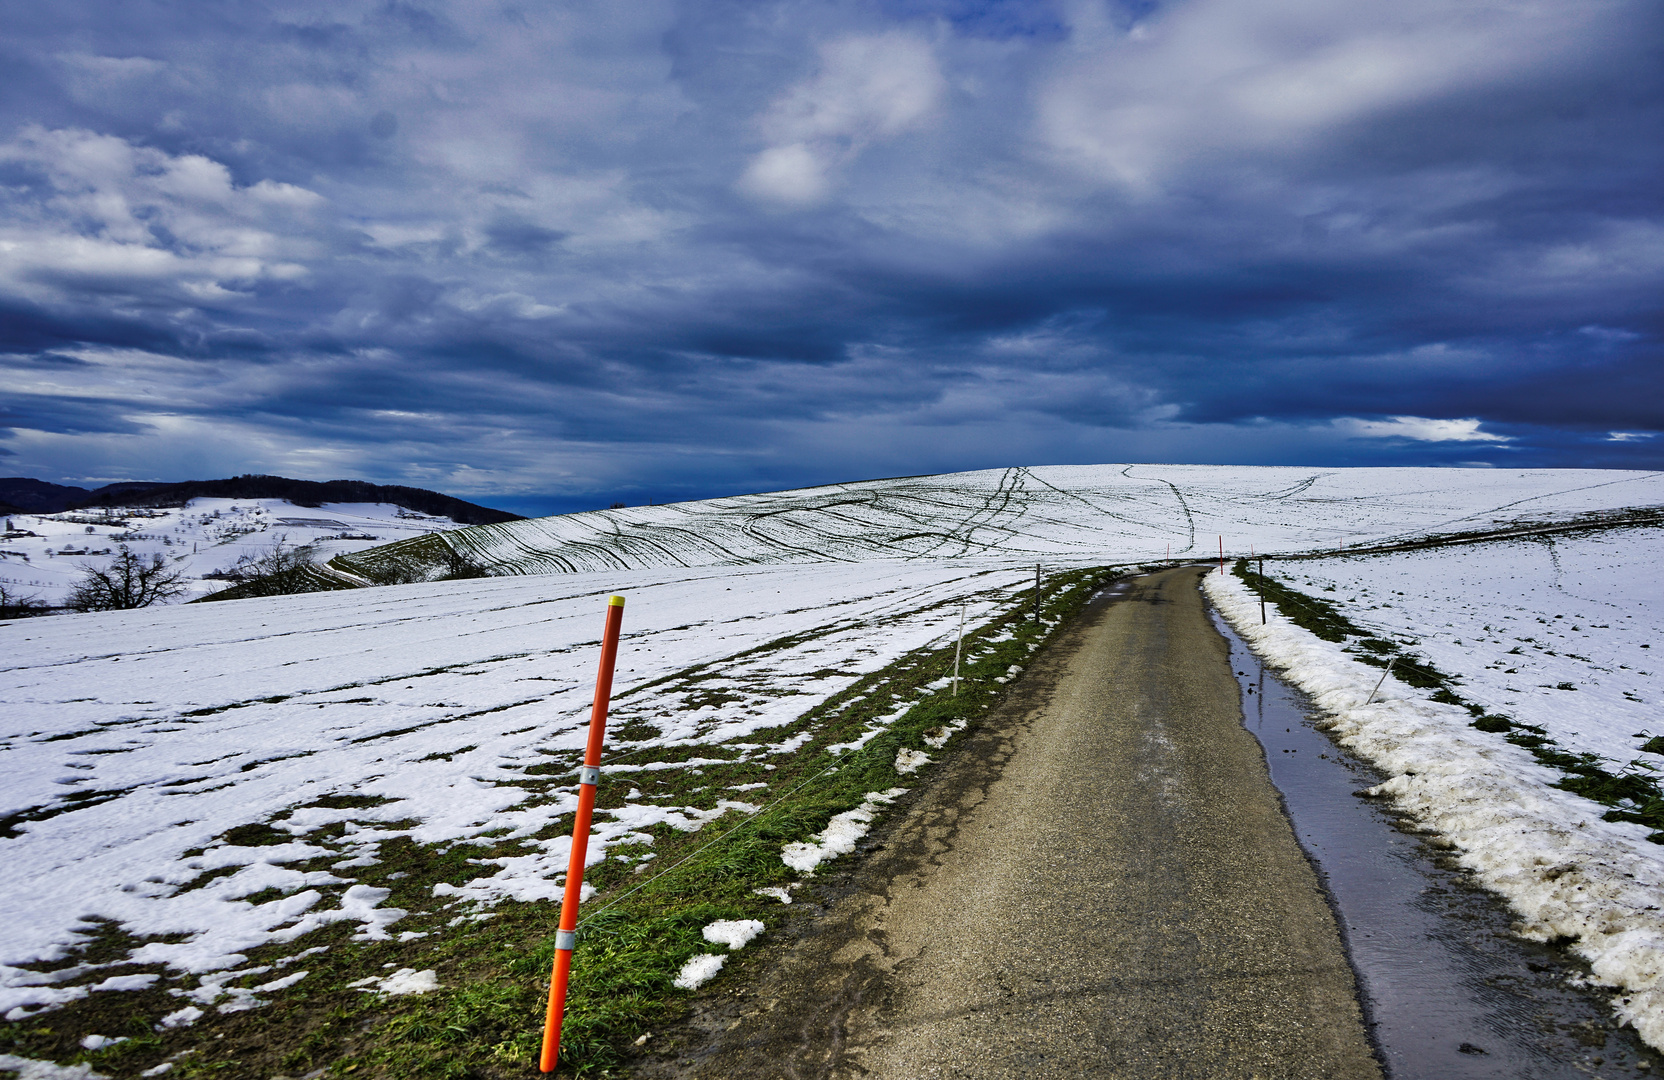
[651,568,1380,1080]
[1207,521,1664,1051]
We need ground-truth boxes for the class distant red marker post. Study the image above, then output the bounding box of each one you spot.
[539,594,626,1074]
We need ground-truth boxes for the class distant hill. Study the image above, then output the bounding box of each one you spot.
[0,478,116,515]
[0,475,522,525]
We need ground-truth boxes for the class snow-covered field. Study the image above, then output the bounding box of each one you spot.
[1,560,1038,1021]
[1206,523,1664,1048]
[370,463,1664,577]
[5,462,1664,1057]
[1265,530,1663,767]
[0,499,467,607]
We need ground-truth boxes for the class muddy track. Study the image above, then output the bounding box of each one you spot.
[634,568,1379,1079]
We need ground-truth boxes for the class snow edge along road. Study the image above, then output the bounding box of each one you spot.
[1203,571,1664,1052]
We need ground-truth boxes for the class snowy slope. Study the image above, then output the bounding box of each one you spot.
[1263,530,1664,767]
[0,499,468,607]
[1,560,1039,1019]
[354,464,1664,578]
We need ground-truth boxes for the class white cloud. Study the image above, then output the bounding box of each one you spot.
[1577,325,1643,342]
[1607,432,1655,443]
[740,33,945,205]
[1037,0,1614,189]
[0,126,323,302]
[738,143,829,205]
[1335,416,1511,443]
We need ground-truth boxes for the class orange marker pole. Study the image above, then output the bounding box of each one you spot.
[540,594,626,1074]
[1218,535,1225,576]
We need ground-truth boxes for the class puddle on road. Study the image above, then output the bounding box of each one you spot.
[1210,609,1657,1080]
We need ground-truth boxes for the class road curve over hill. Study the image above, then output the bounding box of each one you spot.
[646,567,1381,1080]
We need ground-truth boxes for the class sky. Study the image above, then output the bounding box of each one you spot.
[0,0,1660,516]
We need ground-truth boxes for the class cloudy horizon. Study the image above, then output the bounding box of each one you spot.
[2,0,1660,515]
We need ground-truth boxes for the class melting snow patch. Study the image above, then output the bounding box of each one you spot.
[78,1036,126,1050]
[781,788,907,874]
[673,953,725,990]
[90,974,157,993]
[346,968,440,996]
[894,748,931,775]
[0,1055,108,1079]
[157,1006,202,1029]
[922,719,966,748]
[827,704,912,756]
[701,920,764,950]
[254,970,308,993]
[752,885,796,904]
[1205,570,1664,1053]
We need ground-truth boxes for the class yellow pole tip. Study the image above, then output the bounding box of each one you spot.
[608,595,626,607]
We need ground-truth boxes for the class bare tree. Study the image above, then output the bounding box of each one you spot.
[67,546,187,611]
[438,544,490,580]
[0,582,49,619]
[205,538,325,597]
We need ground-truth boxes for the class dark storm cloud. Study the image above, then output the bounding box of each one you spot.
[0,390,153,436]
[0,0,1660,503]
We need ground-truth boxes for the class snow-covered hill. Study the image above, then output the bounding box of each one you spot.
[1,500,471,607]
[342,463,1664,581]
[1259,529,1664,769]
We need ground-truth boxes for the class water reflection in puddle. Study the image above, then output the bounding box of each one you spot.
[1210,608,1656,1079]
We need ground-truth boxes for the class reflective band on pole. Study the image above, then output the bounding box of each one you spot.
[539,594,625,1074]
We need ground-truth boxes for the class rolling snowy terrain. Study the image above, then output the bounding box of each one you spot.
[4,462,1664,1070]
[1262,530,1663,767]
[344,463,1664,579]
[1,500,469,607]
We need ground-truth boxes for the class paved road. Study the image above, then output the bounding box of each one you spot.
[649,567,1381,1080]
